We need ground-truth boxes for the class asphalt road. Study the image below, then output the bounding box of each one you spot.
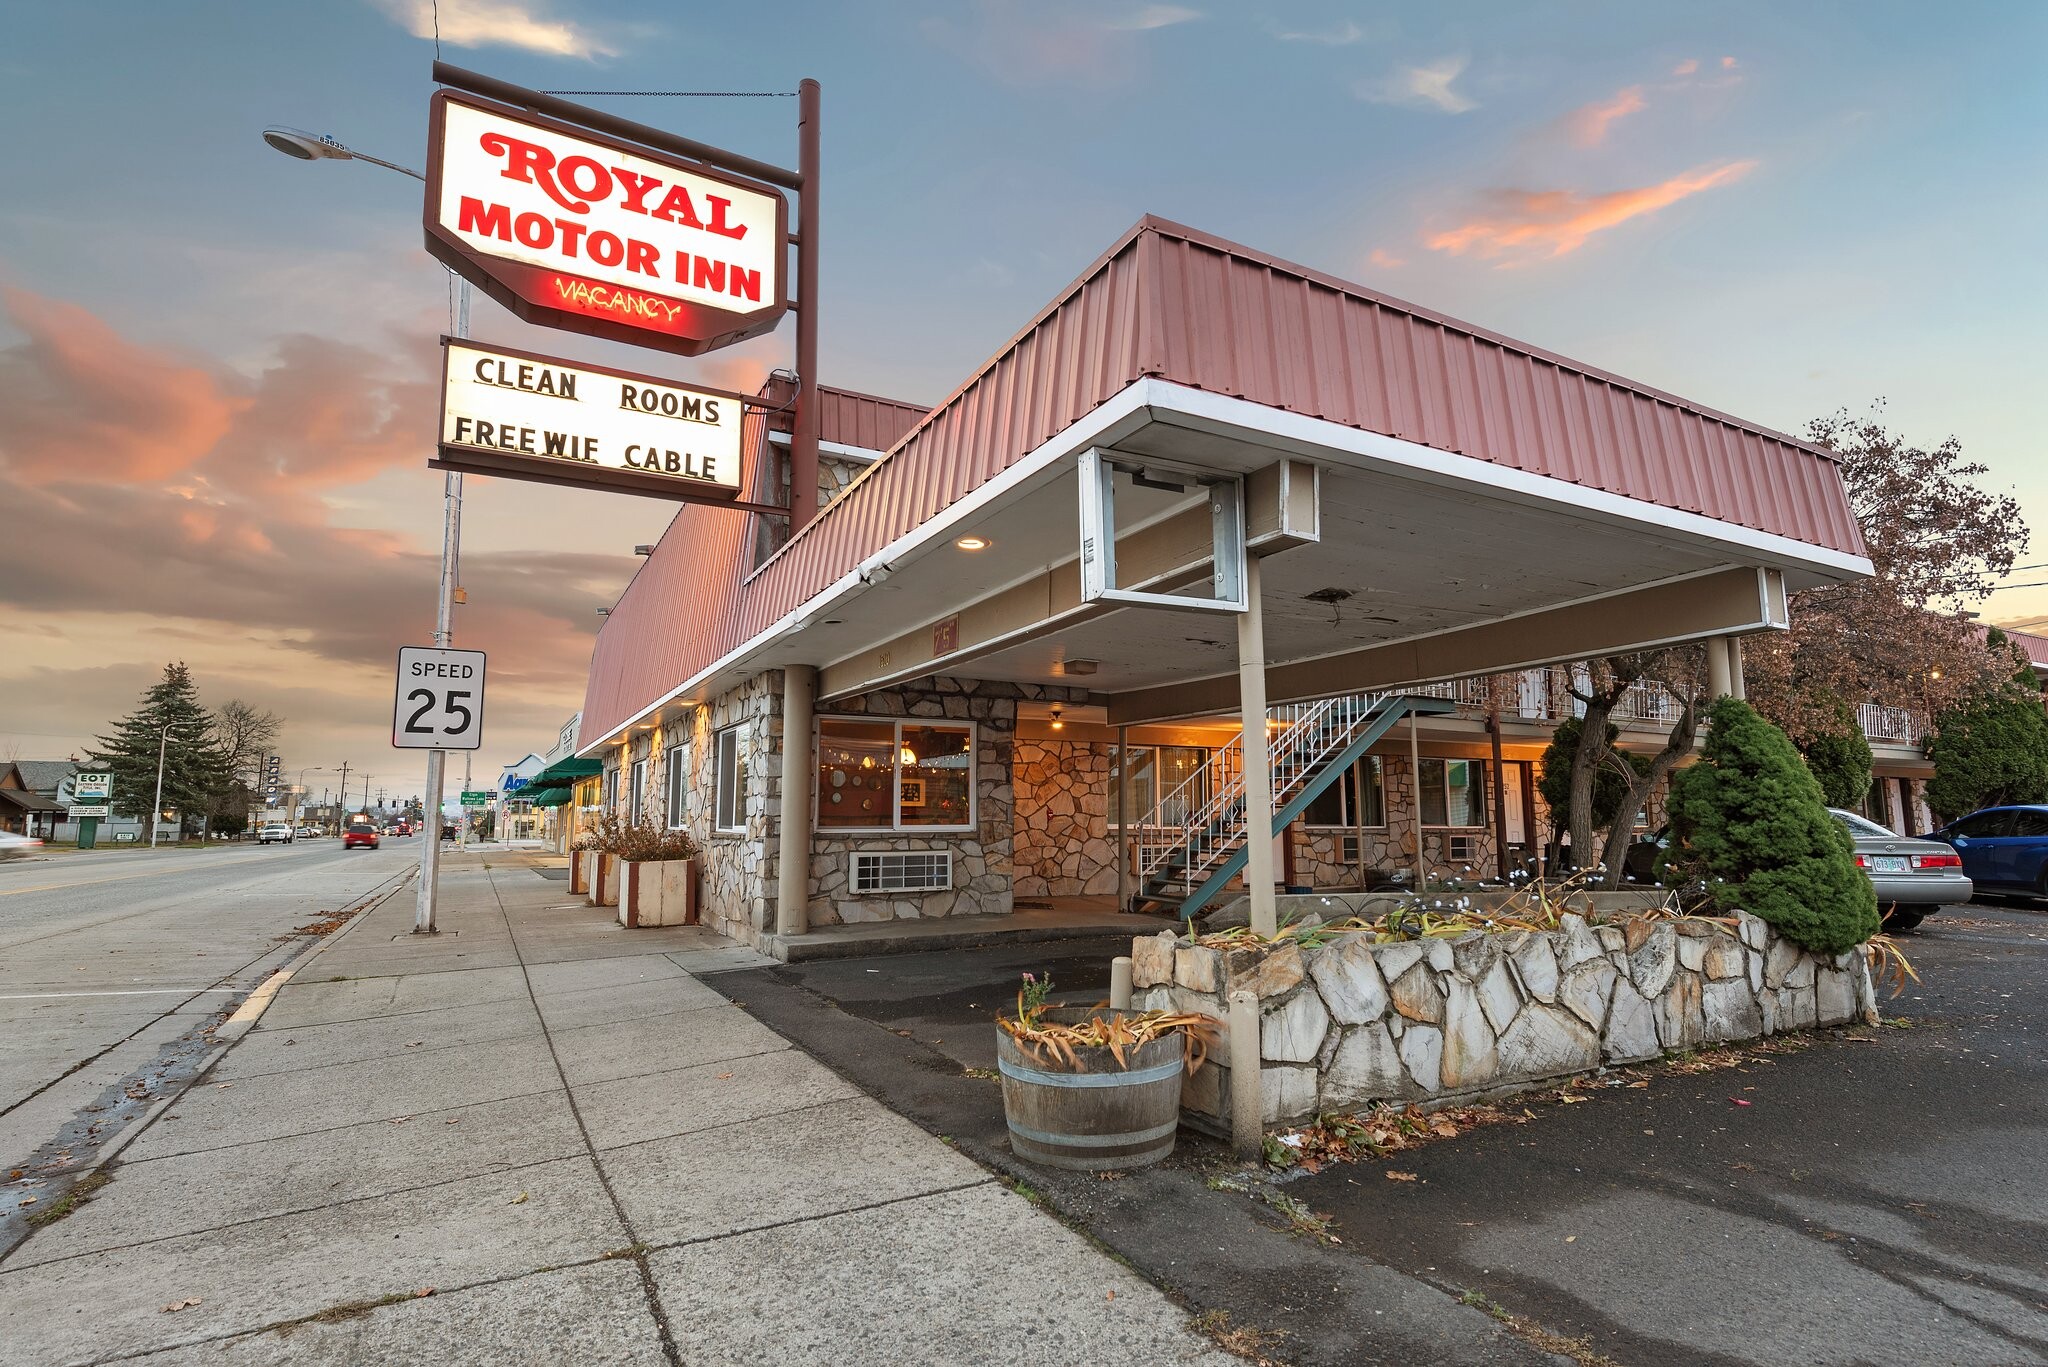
[0,839,418,1227]
[725,900,2048,1367]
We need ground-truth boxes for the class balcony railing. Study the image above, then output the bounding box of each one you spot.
[1855,702,1921,744]
[1411,668,1920,743]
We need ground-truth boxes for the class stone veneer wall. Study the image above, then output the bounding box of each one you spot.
[1012,740,1116,898]
[802,678,1092,927]
[1132,912,1877,1128]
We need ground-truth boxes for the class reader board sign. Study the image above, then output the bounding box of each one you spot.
[392,646,487,752]
[439,340,744,501]
[68,805,111,819]
[73,772,112,801]
[425,90,787,356]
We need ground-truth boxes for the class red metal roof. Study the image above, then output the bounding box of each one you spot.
[581,216,1867,745]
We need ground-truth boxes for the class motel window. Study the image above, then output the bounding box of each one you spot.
[712,727,744,833]
[665,745,688,829]
[1419,759,1487,829]
[1302,756,1386,829]
[816,719,975,832]
[602,766,618,812]
[628,758,647,824]
[1109,746,1209,828]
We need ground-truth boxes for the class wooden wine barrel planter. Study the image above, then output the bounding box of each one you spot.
[996,1008,1188,1172]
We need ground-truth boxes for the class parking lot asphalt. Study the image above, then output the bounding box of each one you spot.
[718,900,2048,1367]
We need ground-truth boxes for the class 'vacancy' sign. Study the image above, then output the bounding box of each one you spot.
[439,340,746,499]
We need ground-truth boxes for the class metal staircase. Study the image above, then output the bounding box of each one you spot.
[1128,692,1456,919]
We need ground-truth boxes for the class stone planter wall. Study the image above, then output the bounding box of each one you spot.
[1132,912,1878,1129]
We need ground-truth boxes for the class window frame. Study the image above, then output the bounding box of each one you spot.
[1110,744,1212,830]
[815,717,977,834]
[1301,755,1388,831]
[712,727,744,834]
[628,757,647,824]
[664,743,689,830]
[1418,757,1489,830]
[602,765,618,812]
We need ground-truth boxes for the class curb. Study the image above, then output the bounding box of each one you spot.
[0,865,419,1257]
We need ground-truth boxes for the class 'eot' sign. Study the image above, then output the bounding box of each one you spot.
[425,90,788,356]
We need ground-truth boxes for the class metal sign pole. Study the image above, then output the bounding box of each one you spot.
[791,79,821,531]
[416,282,470,935]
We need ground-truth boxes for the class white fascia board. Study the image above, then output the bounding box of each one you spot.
[768,430,885,463]
[1145,382,1876,582]
[580,380,1163,753]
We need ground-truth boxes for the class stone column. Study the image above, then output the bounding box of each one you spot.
[776,665,817,937]
[1236,557,1277,939]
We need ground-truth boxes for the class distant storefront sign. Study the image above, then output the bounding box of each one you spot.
[425,91,787,356]
[73,772,112,801]
[438,341,744,501]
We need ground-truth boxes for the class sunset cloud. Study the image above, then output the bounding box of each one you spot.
[369,0,618,59]
[1368,247,1406,270]
[1103,4,1200,31]
[1426,160,1759,264]
[1672,58,1699,77]
[1565,85,1647,146]
[1354,55,1476,114]
[1273,19,1367,46]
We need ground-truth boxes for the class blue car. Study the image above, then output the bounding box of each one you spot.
[1926,805,2048,897]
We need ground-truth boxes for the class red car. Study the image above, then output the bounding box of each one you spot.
[343,821,380,850]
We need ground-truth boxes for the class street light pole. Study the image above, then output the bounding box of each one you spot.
[150,724,181,849]
[263,125,462,935]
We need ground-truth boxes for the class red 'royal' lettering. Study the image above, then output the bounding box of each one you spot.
[478,131,594,215]
[613,168,662,215]
[651,183,703,230]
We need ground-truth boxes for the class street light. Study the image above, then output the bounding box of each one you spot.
[150,724,184,849]
[266,124,461,934]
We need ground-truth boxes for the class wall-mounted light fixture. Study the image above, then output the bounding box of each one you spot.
[1049,706,1065,731]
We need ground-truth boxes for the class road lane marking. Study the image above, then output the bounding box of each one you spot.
[227,969,295,1024]
[0,989,242,999]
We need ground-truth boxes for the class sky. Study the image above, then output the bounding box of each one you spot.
[3,0,2046,808]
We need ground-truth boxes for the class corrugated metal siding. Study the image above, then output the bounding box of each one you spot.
[581,217,1866,743]
[815,386,927,452]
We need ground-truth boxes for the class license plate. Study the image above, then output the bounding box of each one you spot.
[1870,856,1908,873]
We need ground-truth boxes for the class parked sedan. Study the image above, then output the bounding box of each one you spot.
[1622,808,1969,930]
[1926,805,2048,899]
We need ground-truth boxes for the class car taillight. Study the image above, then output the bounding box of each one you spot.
[1912,853,1962,869]
[1853,854,1869,868]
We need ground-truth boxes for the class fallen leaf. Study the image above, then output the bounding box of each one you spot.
[715,1073,734,1081]
[406,1041,425,1048]
[1729,1098,1752,1108]
[1642,1129,1656,1136]
[415,1287,435,1298]
[1626,1080,1649,1089]
[1385,1171,1420,1183]
[1564,1236,1577,1243]
[215,1083,234,1090]
[444,1118,460,1126]
[18,1196,35,1207]
[388,1117,412,1125]
[509,1192,529,1205]
[893,1029,914,1038]
[1106,1291,1116,1302]
[1559,1094,1587,1105]
[160,1298,203,1314]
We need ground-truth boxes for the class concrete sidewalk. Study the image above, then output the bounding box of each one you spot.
[0,853,1236,1366]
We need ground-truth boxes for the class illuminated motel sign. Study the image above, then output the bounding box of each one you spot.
[424,90,789,356]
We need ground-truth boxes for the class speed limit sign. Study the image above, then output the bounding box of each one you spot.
[392,646,487,751]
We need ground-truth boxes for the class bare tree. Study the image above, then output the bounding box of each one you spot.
[1555,648,1710,888]
[207,699,283,836]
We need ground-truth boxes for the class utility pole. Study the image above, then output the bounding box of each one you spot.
[337,761,350,818]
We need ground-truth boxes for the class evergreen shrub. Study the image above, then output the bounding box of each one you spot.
[1667,696,1879,954]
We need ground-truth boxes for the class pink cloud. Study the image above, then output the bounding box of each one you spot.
[1426,160,1759,264]
[1368,248,1407,270]
[1672,58,1699,77]
[1721,56,1738,69]
[1565,85,1647,146]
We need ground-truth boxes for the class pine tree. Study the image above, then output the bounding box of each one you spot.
[1667,696,1880,954]
[90,664,231,841]
[1798,701,1875,810]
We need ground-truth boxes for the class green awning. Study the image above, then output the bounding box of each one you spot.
[527,757,602,787]
[521,786,573,807]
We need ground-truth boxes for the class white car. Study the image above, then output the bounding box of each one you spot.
[0,830,45,861]
[256,823,295,845]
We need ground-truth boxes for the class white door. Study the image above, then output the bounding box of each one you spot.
[1502,761,1528,845]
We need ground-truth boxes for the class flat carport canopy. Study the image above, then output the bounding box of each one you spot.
[580,215,1869,751]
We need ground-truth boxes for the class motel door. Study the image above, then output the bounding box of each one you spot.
[1499,761,1533,871]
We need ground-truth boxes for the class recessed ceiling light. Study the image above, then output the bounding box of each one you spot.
[955,535,991,551]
